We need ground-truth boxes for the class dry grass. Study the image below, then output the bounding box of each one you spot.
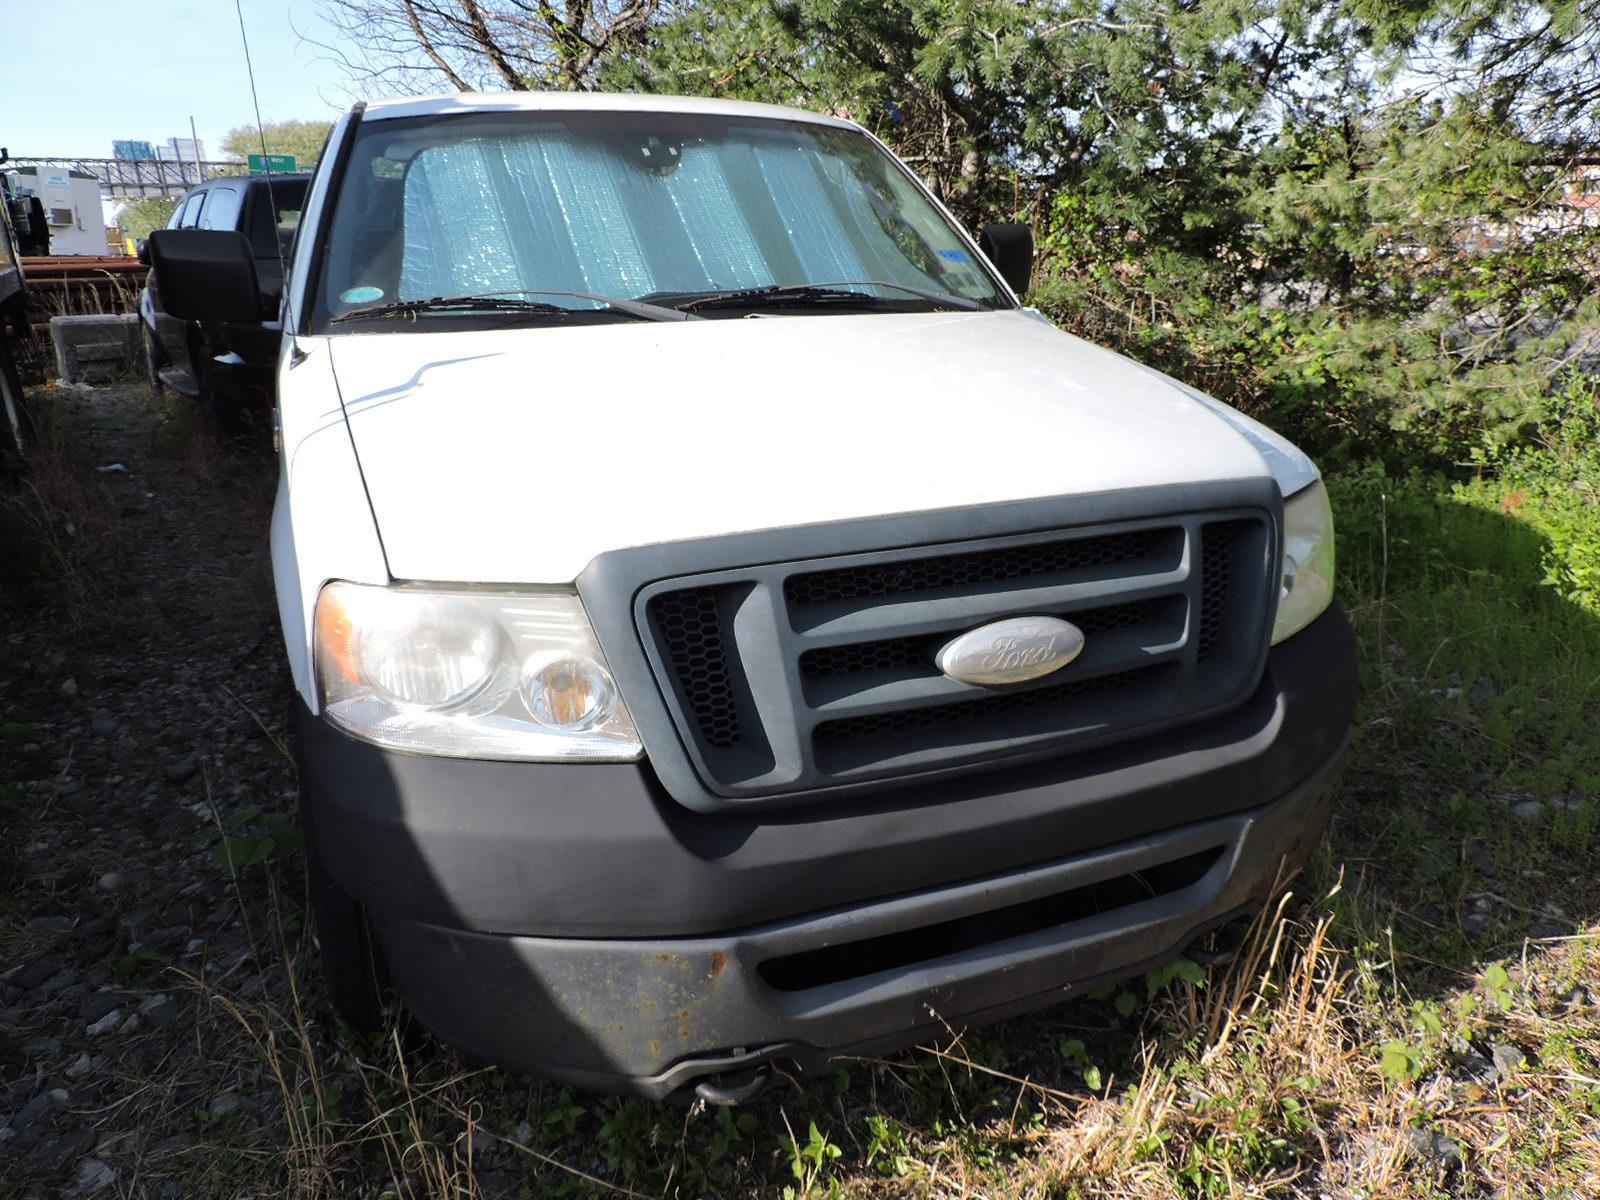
[164,866,1597,1198]
[0,385,130,620]
[32,274,144,322]
[9,273,144,386]
[1002,893,1600,1198]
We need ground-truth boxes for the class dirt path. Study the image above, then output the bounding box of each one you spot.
[1,384,299,1197]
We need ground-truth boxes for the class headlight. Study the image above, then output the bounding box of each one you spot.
[314,582,642,760]
[1272,478,1336,644]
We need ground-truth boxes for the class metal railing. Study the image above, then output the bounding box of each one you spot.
[3,157,271,199]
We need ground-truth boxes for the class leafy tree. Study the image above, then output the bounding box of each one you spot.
[220,119,333,168]
[117,196,177,240]
[324,0,1600,461]
[318,0,666,90]
[614,2,1366,219]
[617,0,1600,461]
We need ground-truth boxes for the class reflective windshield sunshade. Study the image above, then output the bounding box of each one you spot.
[314,110,1009,327]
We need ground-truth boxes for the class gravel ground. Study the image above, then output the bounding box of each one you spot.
[5,382,1598,1200]
[1,383,298,1197]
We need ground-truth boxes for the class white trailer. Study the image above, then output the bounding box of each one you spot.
[4,166,107,255]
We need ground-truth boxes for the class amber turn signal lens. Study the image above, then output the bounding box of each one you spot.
[314,589,361,686]
[523,654,615,730]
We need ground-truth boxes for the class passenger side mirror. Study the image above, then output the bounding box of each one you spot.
[148,229,264,324]
[978,223,1034,295]
[134,239,150,266]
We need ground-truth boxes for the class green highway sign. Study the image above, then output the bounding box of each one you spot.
[247,153,298,174]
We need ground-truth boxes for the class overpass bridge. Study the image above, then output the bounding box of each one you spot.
[3,156,244,200]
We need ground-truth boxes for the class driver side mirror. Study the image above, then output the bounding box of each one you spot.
[148,229,264,323]
[978,223,1034,295]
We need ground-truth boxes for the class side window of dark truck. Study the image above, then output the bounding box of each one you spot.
[245,180,307,259]
[198,184,244,232]
[171,190,204,229]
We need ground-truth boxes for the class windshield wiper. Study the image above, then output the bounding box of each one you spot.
[652,280,987,314]
[331,289,696,323]
[332,296,565,321]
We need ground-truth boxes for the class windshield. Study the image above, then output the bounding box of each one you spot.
[312,110,1011,330]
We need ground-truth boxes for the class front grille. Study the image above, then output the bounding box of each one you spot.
[632,508,1274,801]
[797,595,1169,684]
[758,844,1224,991]
[813,662,1168,747]
[785,528,1160,610]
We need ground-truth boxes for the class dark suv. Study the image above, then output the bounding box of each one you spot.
[138,173,308,434]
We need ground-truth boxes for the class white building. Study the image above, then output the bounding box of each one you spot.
[3,166,108,255]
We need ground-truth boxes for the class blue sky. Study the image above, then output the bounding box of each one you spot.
[1,1,371,160]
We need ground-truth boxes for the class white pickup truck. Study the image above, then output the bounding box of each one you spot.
[150,91,1355,1104]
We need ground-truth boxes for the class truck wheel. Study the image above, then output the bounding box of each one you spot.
[304,826,390,1033]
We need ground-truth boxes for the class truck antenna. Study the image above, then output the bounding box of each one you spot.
[233,0,294,338]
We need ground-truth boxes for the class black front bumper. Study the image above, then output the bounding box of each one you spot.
[297,604,1355,1098]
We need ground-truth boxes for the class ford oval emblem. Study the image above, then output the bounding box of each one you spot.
[935,616,1085,686]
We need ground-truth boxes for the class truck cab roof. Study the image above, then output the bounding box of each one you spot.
[360,90,860,131]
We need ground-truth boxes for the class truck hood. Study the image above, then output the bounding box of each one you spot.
[325,310,1279,584]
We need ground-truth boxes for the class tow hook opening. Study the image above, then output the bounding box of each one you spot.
[692,1064,775,1106]
[683,1063,778,1106]
[1185,913,1252,967]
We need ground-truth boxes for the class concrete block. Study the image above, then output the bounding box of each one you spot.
[76,342,126,363]
[50,314,142,384]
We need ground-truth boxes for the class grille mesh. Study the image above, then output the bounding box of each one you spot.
[648,588,742,748]
[784,529,1160,608]
[1075,597,1165,636]
[800,636,932,680]
[1197,524,1234,661]
[813,663,1161,745]
[798,597,1170,681]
